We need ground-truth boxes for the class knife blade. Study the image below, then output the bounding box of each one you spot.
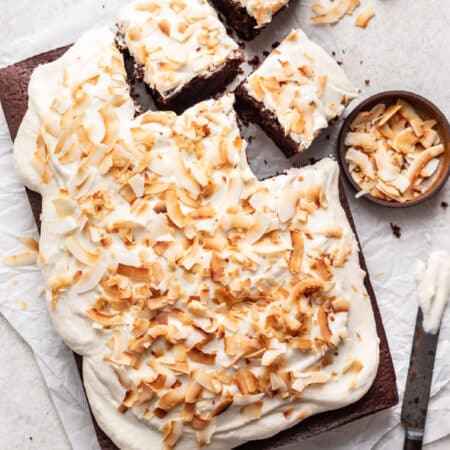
[401,308,440,450]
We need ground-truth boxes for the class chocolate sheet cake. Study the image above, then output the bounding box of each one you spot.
[0,43,398,450]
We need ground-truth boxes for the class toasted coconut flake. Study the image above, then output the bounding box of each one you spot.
[187,347,217,365]
[166,190,185,228]
[420,128,438,149]
[153,241,169,256]
[86,308,124,326]
[202,236,226,252]
[291,372,327,393]
[185,380,203,403]
[332,298,350,312]
[53,190,76,217]
[156,385,186,410]
[191,415,210,431]
[378,104,402,126]
[236,368,259,395]
[355,3,375,28]
[212,398,233,417]
[346,148,375,179]
[132,318,150,338]
[344,132,377,152]
[311,2,327,15]
[196,419,216,446]
[317,307,332,343]
[289,230,304,273]
[2,250,38,267]
[161,419,183,448]
[347,0,360,14]
[406,144,444,187]
[182,402,195,424]
[291,277,328,300]
[127,174,145,198]
[323,225,343,239]
[210,252,225,283]
[65,236,99,266]
[17,235,39,251]
[311,0,351,24]
[393,128,419,154]
[311,258,333,281]
[247,76,265,102]
[261,347,286,366]
[343,357,364,374]
[99,104,120,146]
[240,401,264,420]
[117,263,147,281]
[158,19,171,36]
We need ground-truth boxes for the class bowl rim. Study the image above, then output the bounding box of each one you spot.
[338,90,450,208]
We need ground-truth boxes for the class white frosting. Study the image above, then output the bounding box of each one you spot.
[245,29,358,152]
[415,251,450,334]
[118,0,240,97]
[13,25,379,450]
[235,0,289,26]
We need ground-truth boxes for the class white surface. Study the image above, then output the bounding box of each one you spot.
[0,0,449,449]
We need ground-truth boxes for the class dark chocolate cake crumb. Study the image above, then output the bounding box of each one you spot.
[264,159,267,165]
[390,223,402,238]
[326,134,330,140]
[309,157,318,165]
[263,50,270,57]
[337,60,343,66]
[331,51,336,57]
[441,201,448,209]
[271,41,280,49]
[238,41,246,49]
[248,55,260,69]
[365,80,370,86]
[342,50,346,54]
[360,60,364,65]
[134,64,144,80]
[248,135,254,143]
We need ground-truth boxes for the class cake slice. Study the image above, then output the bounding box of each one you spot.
[236,29,358,156]
[117,0,244,112]
[210,0,292,40]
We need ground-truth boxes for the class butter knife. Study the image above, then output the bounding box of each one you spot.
[401,308,440,450]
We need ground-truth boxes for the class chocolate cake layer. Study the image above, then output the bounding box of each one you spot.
[211,0,261,41]
[130,52,244,114]
[0,48,398,450]
[235,82,300,157]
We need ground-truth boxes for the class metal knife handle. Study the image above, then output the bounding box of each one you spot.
[403,436,423,450]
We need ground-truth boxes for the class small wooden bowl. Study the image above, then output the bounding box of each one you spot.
[338,91,450,207]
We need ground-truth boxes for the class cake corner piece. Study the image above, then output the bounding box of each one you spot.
[117,0,244,113]
[211,0,292,41]
[236,28,359,156]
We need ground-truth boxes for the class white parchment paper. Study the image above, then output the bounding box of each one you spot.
[0,1,449,449]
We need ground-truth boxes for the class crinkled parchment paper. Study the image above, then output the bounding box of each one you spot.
[0,1,449,449]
